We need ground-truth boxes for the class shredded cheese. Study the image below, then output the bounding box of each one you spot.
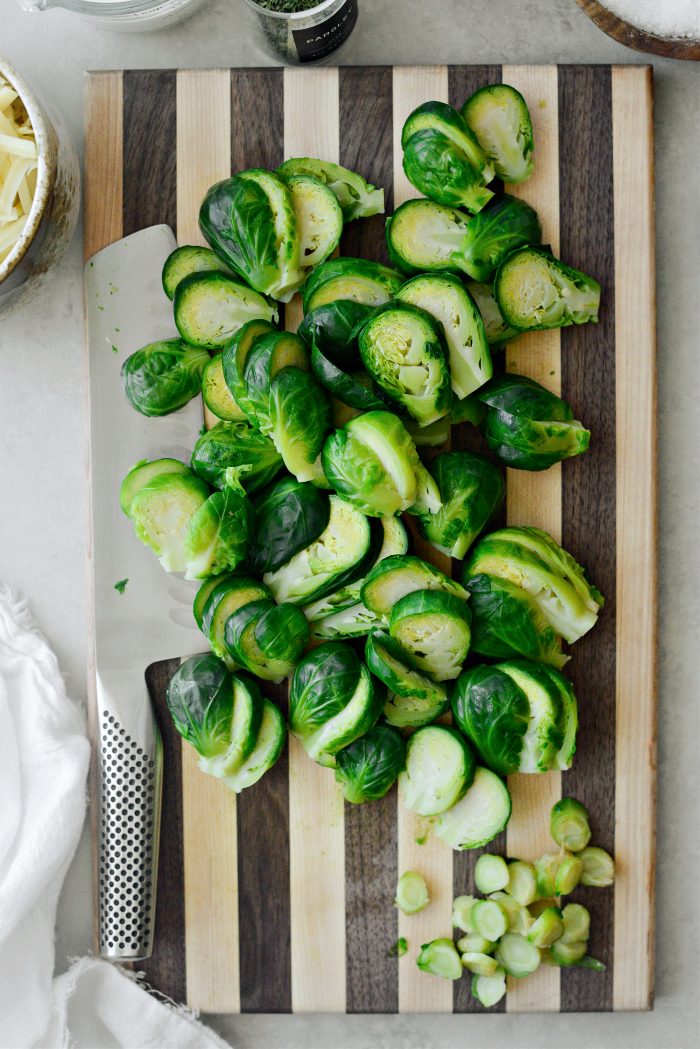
[0,74,38,267]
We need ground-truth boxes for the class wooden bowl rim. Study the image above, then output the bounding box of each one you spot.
[574,0,700,61]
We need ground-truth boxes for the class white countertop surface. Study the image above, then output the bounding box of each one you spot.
[0,1,698,1046]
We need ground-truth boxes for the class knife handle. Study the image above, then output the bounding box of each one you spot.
[96,695,163,961]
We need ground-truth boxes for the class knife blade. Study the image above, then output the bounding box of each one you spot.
[85,225,205,962]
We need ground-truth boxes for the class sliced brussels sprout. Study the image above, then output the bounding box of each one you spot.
[193,571,238,632]
[366,632,448,728]
[162,244,232,300]
[506,860,538,906]
[548,939,589,967]
[119,457,190,517]
[335,723,406,804]
[190,420,283,492]
[478,374,590,471]
[494,933,541,978]
[489,892,533,935]
[461,952,500,977]
[452,894,476,932]
[416,938,463,980]
[165,652,235,760]
[471,899,508,942]
[286,173,343,269]
[174,271,277,351]
[362,554,467,617]
[200,575,271,664]
[358,303,453,427]
[221,318,276,420]
[121,339,209,418]
[471,968,506,1007]
[395,870,430,914]
[560,903,591,945]
[436,766,512,850]
[495,247,601,331]
[461,84,534,184]
[264,494,378,606]
[397,273,492,400]
[127,468,210,574]
[390,589,471,681]
[399,724,475,816]
[182,474,254,580]
[464,526,604,645]
[201,354,246,422]
[200,170,304,301]
[418,451,505,560]
[474,854,510,894]
[309,602,378,640]
[298,299,377,367]
[224,597,309,682]
[289,642,383,766]
[302,257,403,314]
[550,797,592,852]
[277,157,385,221]
[386,198,470,276]
[222,698,287,793]
[465,572,568,669]
[310,341,385,412]
[268,366,332,483]
[199,674,265,778]
[535,854,561,898]
[555,854,583,896]
[459,935,498,956]
[466,280,519,345]
[459,195,542,282]
[241,330,309,430]
[578,846,615,888]
[402,101,494,213]
[248,476,330,577]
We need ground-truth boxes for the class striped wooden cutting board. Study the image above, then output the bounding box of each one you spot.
[84,64,656,1014]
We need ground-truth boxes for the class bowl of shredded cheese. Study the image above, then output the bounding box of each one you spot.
[0,57,80,315]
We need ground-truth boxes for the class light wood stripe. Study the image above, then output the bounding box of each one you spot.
[84,72,123,262]
[611,65,656,1012]
[176,69,240,1014]
[392,65,455,1015]
[502,64,562,1014]
[283,67,347,1015]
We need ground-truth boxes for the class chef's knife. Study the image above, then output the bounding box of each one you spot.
[85,226,205,961]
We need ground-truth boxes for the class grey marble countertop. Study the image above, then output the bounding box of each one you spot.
[0,1,698,1046]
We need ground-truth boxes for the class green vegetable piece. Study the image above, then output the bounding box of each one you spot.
[190,420,283,492]
[201,576,271,665]
[458,195,542,282]
[436,766,512,850]
[560,903,590,945]
[119,458,192,517]
[461,952,499,976]
[494,932,541,978]
[489,891,533,935]
[278,157,385,221]
[193,571,238,631]
[550,797,592,852]
[457,933,495,955]
[366,633,448,729]
[535,854,561,898]
[389,937,409,958]
[174,271,277,351]
[389,589,471,682]
[451,894,476,933]
[182,473,254,580]
[224,598,309,682]
[335,723,406,804]
[385,198,468,277]
[548,939,588,967]
[471,968,506,1007]
[166,653,234,759]
[298,299,377,368]
[395,870,430,915]
[462,83,534,184]
[311,347,385,412]
[471,899,507,942]
[578,846,615,888]
[286,173,343,269]
[555,854,583,896]
[450,393,487,426]
[474,854,510,894]
[399,724,475,816]
[268,366,332,483]
[404,413,451,448]
[121,338,209,417]
[416,938,463,980]
[495,247,601,332]
[128,469,210,574]
[418,451,504,560]
[527,907,564,948]
[201,354,246,422]
[362,554,467,617]
[478,373,590,471]
[505,860,538,906]
[467,280,519,345]
[240,330,309,430]
[221,318,276,420]
[464,573,568,669]
[221,698,287,793]
[162,244,232,300]
[114,578,128,595]
[576,955,606,972]
[303,257,403,314]
[358,303,453,427]
[248,476,330,576]
[200,674,265,778]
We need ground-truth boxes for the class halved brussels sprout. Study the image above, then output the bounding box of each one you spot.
[399,724,475,815]
[458,195,542,283]
[162,244,232,300]
[302,257,403,314]
[192,571,238,632]
[166,652,238,760]
[396,273,492,400]
[286,173,343,269]
[361,553,467,617]
[119,457,190,517]
[389,589,471,681]
[278,157,385,221]
[200,574,271,665]
[241,331,309,430]
[359,303,453,427]
[495,247,601,331]
[174,271,277,351]
[550,797,592,852]
[221,696,287,793]
[310,338,384,412]
[365,631,448,728]
[386,198,470,276]
[200,169,304,301]
[452,659,578,775]
[201,354,246,422]
[309,603,379,641]
[221,318,276,420]
[335,723,406,804]
[182,473,254,580]
[436,766,512,850]
[248,476,330,576]
[465,572,568,669]
[223,597,309,682]
[121,339,209,417]
[478,374,590,471]
[418,451,504,560]
[402,101,494,213]
[466,280,519,345]
[190,420,283,492]
[461,84,534,185]
[268,366,332,483]
[126,466,209,574]
[416,938,463,980]
[298,299,378,368]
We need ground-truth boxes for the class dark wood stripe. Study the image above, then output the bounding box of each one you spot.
[229,67,292,1015]
[339,67,393,265]
[559,64,615,1012]
[339,65,399,1014]
[122,70,177,235]
[142,658,187,1004]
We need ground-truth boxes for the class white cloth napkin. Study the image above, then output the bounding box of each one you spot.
[0,584,231,1049]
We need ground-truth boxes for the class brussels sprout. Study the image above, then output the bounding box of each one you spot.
[535,854,561,898]
[366,632,448,728]
[240,331,310,429]
[298,299,377,367]
[335,723,406,804]
[465,573,568,669]
[399,724,475,816]
[286,173,343,269]
[278,157,385,221]
[199,170,304,301]
[201,354,246,422]
[190,420,283,492]
[450,394,487,426]
[268,366,332,483]
[474,854,510,894]
[578,846,615,888]
[506,860,539,906]
[458,195,542,282]
[471,968,507,1007]
[390,589,471,681]
[495,247,601,331]
[451,659,578,775]
[126,466,209,574]
[289,642,383,766]
[404,414,451,448]
[435,766,512,850]
[173,271,277,351]
[182,472,254,580]
[223,597,309,682]
[477,374,590,471]
[362,554,467,617]
[555,854,583,896]
[119,457,190,517]
[494,933,541,978]
[193,572,237,632]
[402,101,494,213]
[396,273,492,400]
[416,939,463,981]
[461,952,500,977]
[463,526,604,645]
[309,603,379,641]
[385,198,467,277]
[418,451,505,560]
[527,907,564,948]
[165,652,235,759]
[548,939,589,967]
[302,257,403,314]
[358,303,452,427]
[489,892,533,935]
[560,903,591,945]
[248,476,330,576]
[452,895,476,933]
[550,797,592,852]
[162,244,232,300]
[471,899,508,942]
[310,340,385,413]
[121,338,209,417]
[466,280,519,345]
[264,494,380,606]
[221,318,276,418]
[461,84,534,185]
[395,870,430,914]
[220,697,287,793]
[200,575,271,665]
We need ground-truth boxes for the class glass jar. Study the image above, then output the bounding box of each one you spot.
[17,0,208,32]
[242,0,359,63]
